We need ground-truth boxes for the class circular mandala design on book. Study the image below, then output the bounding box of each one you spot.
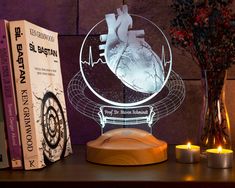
[41,91,67,162]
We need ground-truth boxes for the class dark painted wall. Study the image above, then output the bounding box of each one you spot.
[0,0,235,149]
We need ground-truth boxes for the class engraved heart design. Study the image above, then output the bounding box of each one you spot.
[99,5,165,94]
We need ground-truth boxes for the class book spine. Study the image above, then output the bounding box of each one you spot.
[9,21,44,170]
[0,85,9,169]
[0,20,23,169]
[0,123,9,169]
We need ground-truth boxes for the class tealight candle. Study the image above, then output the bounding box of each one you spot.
[175,142,200,163]
[207,146,233,168]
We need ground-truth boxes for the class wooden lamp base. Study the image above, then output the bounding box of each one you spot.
[86,128,167,165]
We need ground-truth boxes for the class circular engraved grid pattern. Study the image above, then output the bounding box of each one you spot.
[67,70,185,125]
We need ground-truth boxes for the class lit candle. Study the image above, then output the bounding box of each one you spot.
[207,146,233,168]
[175,142,200,163]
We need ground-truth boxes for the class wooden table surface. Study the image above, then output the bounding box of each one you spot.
[0,145,234,188]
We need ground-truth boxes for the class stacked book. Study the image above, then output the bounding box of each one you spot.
[0,20,72,170]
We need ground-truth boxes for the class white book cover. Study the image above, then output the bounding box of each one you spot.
[9,20,72,170]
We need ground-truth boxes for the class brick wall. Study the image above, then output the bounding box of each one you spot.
[0,0,234,148]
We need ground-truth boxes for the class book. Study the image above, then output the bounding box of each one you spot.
[9,20,72,170]
[0,83,9,169]
[0,19,23,169]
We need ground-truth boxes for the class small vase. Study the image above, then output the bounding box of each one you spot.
[199,70,232,151]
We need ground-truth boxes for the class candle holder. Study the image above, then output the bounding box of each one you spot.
[207,146,233,169]
[175,143,200,163]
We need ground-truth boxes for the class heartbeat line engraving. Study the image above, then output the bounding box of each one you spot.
[81,45,170,67]
[81,46,106,67]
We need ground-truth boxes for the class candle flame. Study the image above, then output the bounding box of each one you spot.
[187,142,191,149]
[217,145,222,153]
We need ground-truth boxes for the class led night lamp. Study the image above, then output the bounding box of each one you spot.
[68,5,185,165]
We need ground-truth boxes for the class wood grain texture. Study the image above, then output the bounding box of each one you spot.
[87,128,167,165]
[1,145,235,188]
